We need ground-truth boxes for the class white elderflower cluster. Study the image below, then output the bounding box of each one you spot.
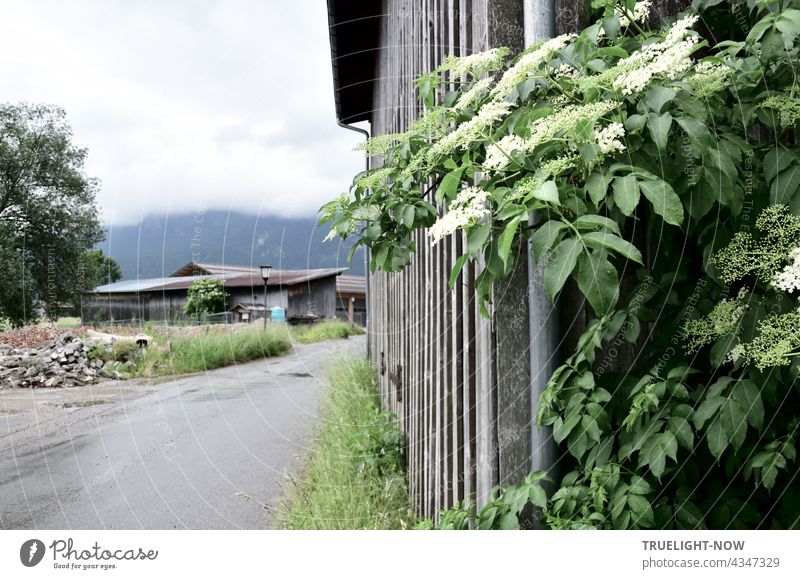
[323,204,382,242]
[612,14,700,95]
[686,61,731,99]
[725,343,746,364]
[761,93,800,127]
[429,100,513,158]
[439,47,509,78]
[617,0,651,28]
[772,247,800,293]
[428,186,491,243]
[553,63,578,79]
[595,122,626,154]
[529,101,621,148]
[355,166,393,190]
[484,134,528,172]
[490,34,575,100]
[453,78,493,111]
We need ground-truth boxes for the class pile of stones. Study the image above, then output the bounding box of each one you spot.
[0,332,121,389]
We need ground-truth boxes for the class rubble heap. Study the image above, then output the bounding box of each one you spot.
[0,332,118,389]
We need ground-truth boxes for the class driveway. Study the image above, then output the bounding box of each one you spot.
[0,335,365,529]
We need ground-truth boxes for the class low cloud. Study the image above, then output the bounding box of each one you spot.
[0,0,365,225]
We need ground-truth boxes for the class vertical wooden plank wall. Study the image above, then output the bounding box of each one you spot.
[369,0,526,519]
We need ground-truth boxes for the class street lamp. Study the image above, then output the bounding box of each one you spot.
[260,265,272,329]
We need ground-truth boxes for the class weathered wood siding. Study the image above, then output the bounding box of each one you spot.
[368,0,532,520]
[365,0,687,521]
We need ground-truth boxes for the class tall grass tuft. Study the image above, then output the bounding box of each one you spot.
[130,326,292,377]
[290,320,364,344]
[279,358,414,529]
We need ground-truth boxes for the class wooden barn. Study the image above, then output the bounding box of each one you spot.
[326,0,686,521]
[82,262,365,325]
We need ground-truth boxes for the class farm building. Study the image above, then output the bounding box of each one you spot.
[326,0,685,521]
[81,261,366,325]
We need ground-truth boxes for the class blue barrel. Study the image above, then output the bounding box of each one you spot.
[270,306,286,323]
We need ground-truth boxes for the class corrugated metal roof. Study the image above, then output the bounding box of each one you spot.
[336,275,366,294]
[89,267,347,294]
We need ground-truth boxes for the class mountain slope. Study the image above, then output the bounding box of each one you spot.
[100,211,365,279]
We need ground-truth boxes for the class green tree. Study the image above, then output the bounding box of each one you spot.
[72,249,123,315]
[184,277,228,317]
[0,103,102,325]
[82,249,123,288]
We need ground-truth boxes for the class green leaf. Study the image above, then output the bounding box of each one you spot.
[627,494,655,528]
[575,215,622,236]
[647,112,673,152]
[645,85,678,114]
[544,238,582,300]
[466,223,491,258]
[676,116,712,151]
[707,417,729,459]
[529,484,548,508]
[402,205,416,228]
[668,416,694,450]
[764,146,796,184]
[531,180,560,204]
[585,172,612,205]
[732,380,764,431]
[531,220,567,265]
[498,216,523,266]
[582,231,643,264]
[449,254,470,288]
[553,412,581,444]
[612,175,640,216]
[436,167,464,203]
[769,164,800,205]
[639,179,684,226]
[642,434,667,478]
[576,250,620,315]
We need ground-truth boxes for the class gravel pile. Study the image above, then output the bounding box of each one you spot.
[0,332,120,389]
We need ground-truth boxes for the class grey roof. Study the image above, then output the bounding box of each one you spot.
[336,275,366,295]
[89,265,348,295]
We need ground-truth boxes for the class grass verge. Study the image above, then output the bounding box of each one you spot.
[93,326,292,377]
[279,358,414,529]
[289,320,364,344]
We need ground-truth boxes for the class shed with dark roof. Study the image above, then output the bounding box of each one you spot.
[82,262,364,325]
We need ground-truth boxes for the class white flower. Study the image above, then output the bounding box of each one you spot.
[616,0,651,28]
[490,34,575,100]
[595,122,626,154]
[772,247,800,293]
[725,343,745,364]
[429,100,513,157]
[428,186,491,242]
[440,48,509,78]
[453,78,493,111]
[553,63,577,79]
[611,14,700,95]
[484,134,528,172]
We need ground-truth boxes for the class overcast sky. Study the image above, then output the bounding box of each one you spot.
[0,0,365,225]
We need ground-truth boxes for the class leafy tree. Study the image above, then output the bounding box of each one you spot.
[72,249,123,315]
[82,249,123,288]
[0,103,102,325]
[184,277,228,317]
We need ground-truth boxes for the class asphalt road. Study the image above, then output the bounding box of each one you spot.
[0,335,365,529]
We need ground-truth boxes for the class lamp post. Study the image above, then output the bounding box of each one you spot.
[260,265,272,329]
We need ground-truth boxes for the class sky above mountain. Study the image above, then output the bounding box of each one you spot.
[0,0,366,225]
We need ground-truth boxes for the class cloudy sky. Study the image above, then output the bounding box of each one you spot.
[0,0,365,225]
